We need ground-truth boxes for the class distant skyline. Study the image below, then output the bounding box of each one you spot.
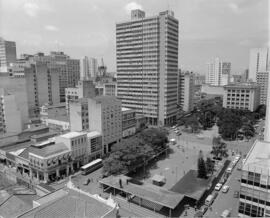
[0,0,269,75]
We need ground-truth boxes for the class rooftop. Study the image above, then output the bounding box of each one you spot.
[86,131,101,138]
[47,114,69,122]
[93,95,119,102]
[243,139,270,173]
[18,188,112,218]
[224,82,259,89]
[170,170,212,201]
[29,143,69,158]
[100,175,184,209]
[60,131,86,139]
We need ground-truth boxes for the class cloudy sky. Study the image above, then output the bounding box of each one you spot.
[0,0,269,75]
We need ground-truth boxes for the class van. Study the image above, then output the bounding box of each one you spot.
[205,194,214,206]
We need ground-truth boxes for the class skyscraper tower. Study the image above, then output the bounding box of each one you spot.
[116,9,179,125]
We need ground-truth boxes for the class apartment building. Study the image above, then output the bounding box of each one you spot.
[116,9,179,126]
[69,98,89,131]
[121,107,136,138]
[24,62,60,118]
[95,82,117,97]
[178,71,195,112]
[206,58,231,86]
[32,52,80,102]
[0,88,23,134]
[223,83,260,112]
[0,37,16,73]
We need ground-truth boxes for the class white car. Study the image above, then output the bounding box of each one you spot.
[215,183,222,191]
[222,185,229,193]
[226,167,232,174]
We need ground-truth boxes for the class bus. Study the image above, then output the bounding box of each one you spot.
[81,159,103,175]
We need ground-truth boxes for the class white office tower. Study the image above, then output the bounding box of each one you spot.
[206,57,231,86]
[238,76,270,217]
[116,10,179,126]
[249,48,269,82]
[80,56,98,80]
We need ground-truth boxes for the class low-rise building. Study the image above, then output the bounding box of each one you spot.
[55,132,88,170]
[122,107,136,138]
[223,83,260,112]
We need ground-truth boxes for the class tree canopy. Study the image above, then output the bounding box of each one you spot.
[103,128,169,176]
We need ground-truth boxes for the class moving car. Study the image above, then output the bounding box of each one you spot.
[222,185,229,193]
[215,183,222,191]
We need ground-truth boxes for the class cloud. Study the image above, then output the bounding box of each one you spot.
[45,25,59,31]
[124,2,143,14]
[228,2,240,13]
[23,2,40,17]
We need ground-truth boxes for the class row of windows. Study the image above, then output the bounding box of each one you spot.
[239,202,265,217]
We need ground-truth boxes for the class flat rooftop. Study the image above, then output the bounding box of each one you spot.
[243,139,270,172]
[86,131,101,138]
[224,82,259,89]
[60,131,86,139]
[18,188,112,218]
[29,143,69,158]
[100,175,184,209]
[170,170,211,201]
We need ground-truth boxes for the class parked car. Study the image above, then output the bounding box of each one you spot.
[83,178,90,185]
[234,191,239,198]
[221,209,231,218]
[215,183,222,191]
[226,167,232,174]
[222,185,229,193]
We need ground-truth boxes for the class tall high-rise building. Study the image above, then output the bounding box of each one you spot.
[32,52,80,102]
[206,58,231,86]
[238,76,270,217]
[248,48,269,82]
[24,62,60,117]
[178,71,195,112]
[80,56,98,80]
[0,37,17,73]
[116,9,179,126]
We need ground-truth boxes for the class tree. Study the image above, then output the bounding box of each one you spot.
[185,115,200,133]
[211,136,228,159]
[197,157,207,179]
[205,157,215,175]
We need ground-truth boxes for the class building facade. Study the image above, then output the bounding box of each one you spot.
[116,9,179,126]
[248,48,269,82]
[206,58,231,86]
[80,56,98,80]
[178,71,195,112]
[65,80,96,112]
[32,52,80,102]
[24,62,60,118]
[256,71,269,105]
[121,107,136,138]
[0,88,23,134]
[0,37,17,73]
[86,131,102,161]
[223,83,260,112]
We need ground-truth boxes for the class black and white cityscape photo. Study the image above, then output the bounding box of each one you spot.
[0,0,269,217]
